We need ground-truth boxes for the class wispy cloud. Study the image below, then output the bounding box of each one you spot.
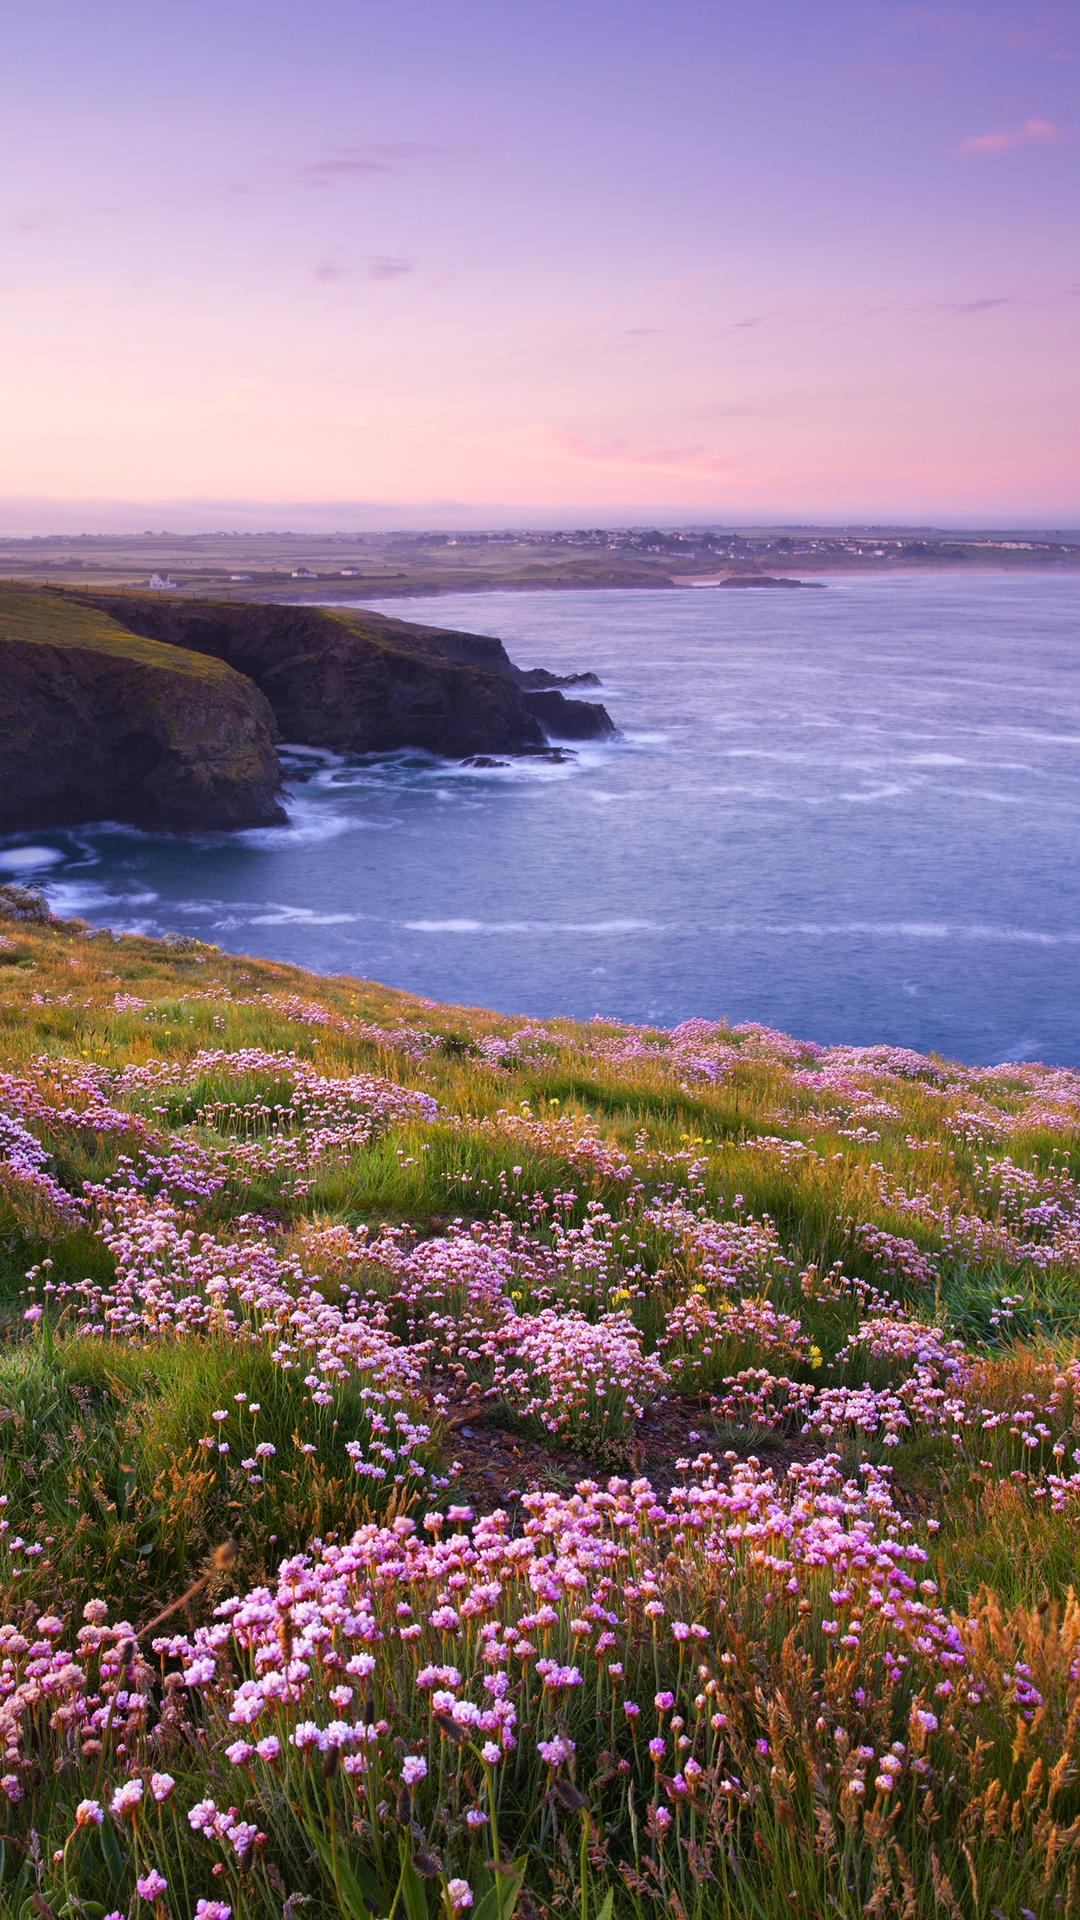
[314,256,414,284]
[725,314,769,332]
[955,119,1066,156]
[556,433,740,478]
[933,296,1011,313]
[866,294,1011,320]
[299,142,446,184]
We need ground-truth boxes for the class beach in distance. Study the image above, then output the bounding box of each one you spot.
[4,568,1079,1068]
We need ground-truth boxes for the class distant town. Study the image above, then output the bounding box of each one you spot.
[2,523,1078,600]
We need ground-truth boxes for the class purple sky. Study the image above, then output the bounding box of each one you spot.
[2,0,1078,527]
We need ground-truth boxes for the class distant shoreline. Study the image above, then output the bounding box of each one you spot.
[3,529,1078,605]
[310,559,1080,603]
[267,557,1080,603]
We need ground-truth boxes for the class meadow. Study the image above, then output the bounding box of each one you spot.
[0,894,1079,1918]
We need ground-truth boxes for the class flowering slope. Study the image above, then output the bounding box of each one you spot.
[0,910,1079,1916]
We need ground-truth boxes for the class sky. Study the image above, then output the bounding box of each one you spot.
[1,0,1078,530]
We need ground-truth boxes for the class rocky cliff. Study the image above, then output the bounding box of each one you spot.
[0,588,285,833]
[70,593,615,754]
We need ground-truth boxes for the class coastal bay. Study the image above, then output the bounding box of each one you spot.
[3,571,1078,1065]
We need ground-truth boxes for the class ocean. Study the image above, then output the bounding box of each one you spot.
[4,571,1080,1065]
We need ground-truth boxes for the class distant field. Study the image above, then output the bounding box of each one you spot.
[2,526,1078,603]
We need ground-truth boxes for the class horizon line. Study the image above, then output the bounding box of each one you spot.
[1,502,1079,540]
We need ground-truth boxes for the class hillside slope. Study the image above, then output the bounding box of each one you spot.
[0,910,1078,1915]
[0,586,284,831]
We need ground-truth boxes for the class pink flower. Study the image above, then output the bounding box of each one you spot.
[135,1870,167,1901]
[111,1779,143,1820]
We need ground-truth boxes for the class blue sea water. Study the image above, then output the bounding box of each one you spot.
[3,572,1080,1065]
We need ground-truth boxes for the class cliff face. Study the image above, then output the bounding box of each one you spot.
[72,594,616,753]
[0,589,285,833]
[0,587,615,839]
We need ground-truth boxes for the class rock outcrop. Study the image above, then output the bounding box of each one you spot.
[0,586,615,839]
[70,593,616,754]
[0,588,285,833]
[716,574,825,590]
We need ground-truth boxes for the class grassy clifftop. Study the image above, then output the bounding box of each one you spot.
[0,584,246,681]
[0,905,1079,1915]
[68,587,614,753]
[0,584,614,844]
[0,585,285,832]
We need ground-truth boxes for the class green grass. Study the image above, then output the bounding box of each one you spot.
[0,583,245,687]
[1,913,1080,1915]
[0,1330,423,1619]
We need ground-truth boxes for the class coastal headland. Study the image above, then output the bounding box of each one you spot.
[0,585,613,834]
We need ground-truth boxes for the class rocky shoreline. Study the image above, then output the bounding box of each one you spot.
[0,586,614,834]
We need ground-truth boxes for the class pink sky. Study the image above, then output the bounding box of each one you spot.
[1,0,1078,528]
